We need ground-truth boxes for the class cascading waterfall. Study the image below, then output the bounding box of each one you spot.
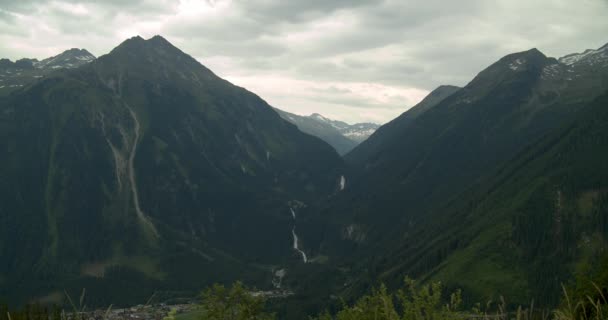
[290,208,308,263]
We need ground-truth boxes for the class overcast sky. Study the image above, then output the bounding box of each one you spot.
[1,0,607,123]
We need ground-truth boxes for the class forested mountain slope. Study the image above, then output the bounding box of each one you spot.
[0,36,345,305]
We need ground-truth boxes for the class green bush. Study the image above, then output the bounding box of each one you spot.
[198,282,275,320]
[311,278,462,320]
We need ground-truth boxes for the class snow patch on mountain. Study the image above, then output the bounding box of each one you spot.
[559,45,608,66]
[34,48,96,70]
[509,58,526,71]
[343,128,377,139]
[541,63,564,80]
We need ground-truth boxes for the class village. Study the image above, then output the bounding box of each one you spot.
[70,290,294,320]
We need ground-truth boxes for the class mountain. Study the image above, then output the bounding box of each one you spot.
[0,36,345,305]
[3,36,607,313]
[274,109,356,155]
[298,43,608,305]
[34,48,95,69]
[308,114,379,144]
[0,48,95,95]
[275,109,380,155]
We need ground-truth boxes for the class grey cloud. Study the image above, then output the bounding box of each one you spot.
[1,0,607,123]
[311,86,354,95]
[0,9,15,22]
[0,0,174,15]
[165,13,272,42]
[194,38,287,58]
[306,85,408,111]
[240,0,381,23]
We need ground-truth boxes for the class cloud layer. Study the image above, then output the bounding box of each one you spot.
[1,0,607,123]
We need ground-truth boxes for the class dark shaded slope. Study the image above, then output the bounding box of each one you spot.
[304,50,555,251]
[304,47,608,257]
[0,36,344,305]
[294,44,608,310]
[367,90,608,305]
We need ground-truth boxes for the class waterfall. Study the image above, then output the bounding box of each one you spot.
[290,207,307,263]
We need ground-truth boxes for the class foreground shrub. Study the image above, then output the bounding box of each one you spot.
[199,282,275,320]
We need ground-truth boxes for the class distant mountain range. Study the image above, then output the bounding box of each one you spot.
[0,47,381,156]
[0,48,95,94]
[1,36,608,316]
[274,108,380,155]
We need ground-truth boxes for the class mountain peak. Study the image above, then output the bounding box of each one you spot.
[311,113,330,122]
[471,48,548,76]
[502,48,547,69]
[113,35,146,51]
[115,35,176,49]
[110,35,187,60]
[32,47,95,69]
[58,48,95,61]
[129,35,145,42]
[64,48,92,54]
[149,35,171,44]
[0,58,13,69]
[526,47,543,56]
[464,48,550,90]
[99,35,217,86]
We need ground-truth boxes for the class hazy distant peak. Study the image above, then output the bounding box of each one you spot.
[275,108,380,154]
[64,48,93,55]
[311,113,330,121]
[29,47,95,70]
[0,48,94,71]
